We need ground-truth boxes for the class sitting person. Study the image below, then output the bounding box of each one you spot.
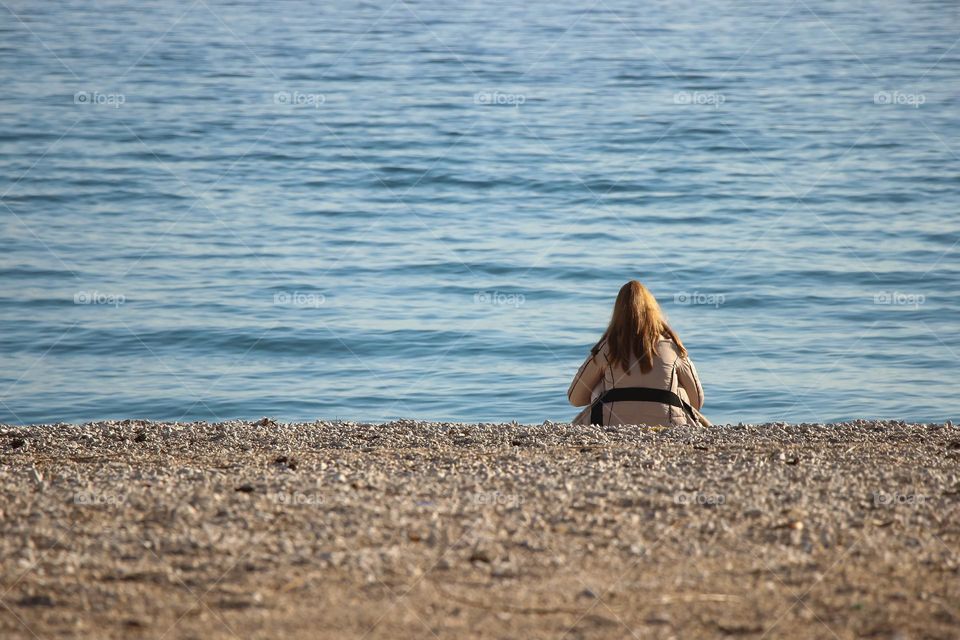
[568,280,707,427]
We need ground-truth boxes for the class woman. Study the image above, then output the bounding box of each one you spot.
[568,280,707,427]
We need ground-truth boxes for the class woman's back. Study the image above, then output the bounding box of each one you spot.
[568,336,703,426]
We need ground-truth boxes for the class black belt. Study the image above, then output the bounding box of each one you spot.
[590,387,696,426]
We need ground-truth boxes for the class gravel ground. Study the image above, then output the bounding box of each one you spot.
[1,419,958,639]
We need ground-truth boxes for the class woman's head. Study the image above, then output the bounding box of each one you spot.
[597,280,686,373]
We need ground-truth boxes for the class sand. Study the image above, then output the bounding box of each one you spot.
[1,418,958,639]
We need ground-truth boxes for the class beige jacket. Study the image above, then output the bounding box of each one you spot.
[567,337,704,427]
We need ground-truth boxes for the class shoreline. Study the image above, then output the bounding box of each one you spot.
[2,420,958,639]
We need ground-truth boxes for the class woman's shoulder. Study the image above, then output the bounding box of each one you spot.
[590,337,609,359]
[657,336,684,358]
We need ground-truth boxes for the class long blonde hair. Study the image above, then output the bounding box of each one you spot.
[592,280,686,373]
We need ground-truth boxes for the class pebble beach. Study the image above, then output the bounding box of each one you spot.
[2,419,958,639]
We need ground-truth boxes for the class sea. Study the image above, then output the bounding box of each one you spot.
[1,0,958,425]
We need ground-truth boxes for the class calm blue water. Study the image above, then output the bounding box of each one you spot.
[1,0,958,425]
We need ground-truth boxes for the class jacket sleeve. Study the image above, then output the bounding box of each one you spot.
[676,355,704,410]
[677,356,703,411]
[567,350,605,407]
